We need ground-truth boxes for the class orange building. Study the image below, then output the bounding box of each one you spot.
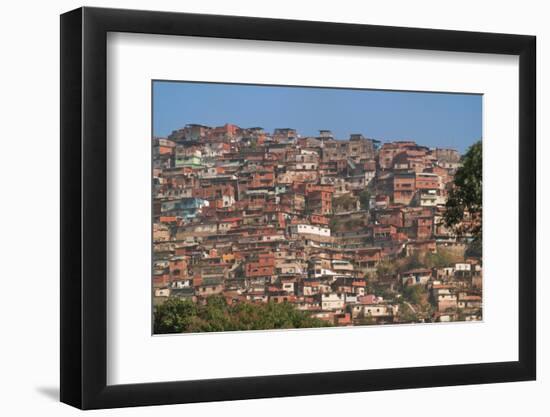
[393,172,416,205]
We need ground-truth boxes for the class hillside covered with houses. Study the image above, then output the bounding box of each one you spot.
[152,123,482,332]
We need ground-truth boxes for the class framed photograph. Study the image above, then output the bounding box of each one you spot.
[60,6,536,410]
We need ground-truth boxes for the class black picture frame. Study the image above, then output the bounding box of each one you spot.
[60,6,536,410]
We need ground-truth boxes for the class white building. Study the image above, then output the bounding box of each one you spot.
[289,224,331,237]
[321,293,346,310]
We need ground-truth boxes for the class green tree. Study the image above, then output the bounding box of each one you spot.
[465,237,482,258]
[154,296,332,334]
[398,301,418,323]
[444,140,482,241]
[400,252,425,272]
[359,189,371,210]
[376,259,397,279]
[402,285,427,305]
[153,298,198,334]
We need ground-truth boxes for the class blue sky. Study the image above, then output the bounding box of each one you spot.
[153,81,482,153]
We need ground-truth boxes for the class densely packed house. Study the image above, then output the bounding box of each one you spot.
[153,123,482,325]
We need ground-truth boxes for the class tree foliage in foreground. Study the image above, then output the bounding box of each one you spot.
[154,295,332,334]
[444,140,482,255]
